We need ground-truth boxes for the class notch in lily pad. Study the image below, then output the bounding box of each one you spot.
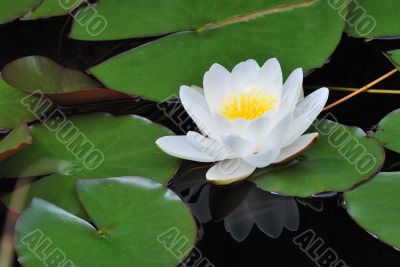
[16,177,197,267]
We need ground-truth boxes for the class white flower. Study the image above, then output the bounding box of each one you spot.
[156,58,329,185]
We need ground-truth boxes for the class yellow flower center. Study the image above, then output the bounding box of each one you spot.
[220,89,278,121]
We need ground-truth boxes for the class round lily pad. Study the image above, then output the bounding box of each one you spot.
[16,177,197,267]
[373,108,400,153]
[344,0,400,38]
[0,113,179,216]
[344,172,400,249]
[82,0,345,101]
[253,120,385,197]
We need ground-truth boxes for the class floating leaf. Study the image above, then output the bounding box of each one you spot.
[0,77,41,128]
[253,120,384,197]
[2,56,131,104]
[372,108,400,153]
[82,0,345,101]
[0,124,32,161]
[344,0,400,38]
[2,56,100,93]
[344,172,400,249]
[22,0,82,20]
[0,0,40,24]
[385,49,400,70]
[16,177,197,267]
[0,113,179,216]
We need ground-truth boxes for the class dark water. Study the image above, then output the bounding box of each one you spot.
[1,15,400,267]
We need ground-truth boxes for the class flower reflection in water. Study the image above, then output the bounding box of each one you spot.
[169,162,300,242]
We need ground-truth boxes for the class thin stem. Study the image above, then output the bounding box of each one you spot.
[305,86,400,94]
[0,178,32,267]
[323,68,399,111]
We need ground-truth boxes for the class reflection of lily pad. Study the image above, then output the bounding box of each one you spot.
[16,177,197,267]
[373,108,400,153]
[0,124,32,161]
[253,120,384,197]
[83,0,345,101]
[0,113,179,216]
[344,172,400,249]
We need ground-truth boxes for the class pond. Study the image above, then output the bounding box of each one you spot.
[1,1,400,267]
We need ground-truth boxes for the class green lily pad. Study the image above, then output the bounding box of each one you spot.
[344,172,400,249]
[372,108,400,153]
[16,177,197,267]
[253,120,384,197]
[22,0,82,20]
[344,0,400,38]
[0,0,40,24]
[2,56,100,93]
[70,0,315,40]
[2,56,131,104]
[385,49,400,70]
[83,0,344,101]
[0,77,42,129]
[0,124,32,161]
[0,113,179,216]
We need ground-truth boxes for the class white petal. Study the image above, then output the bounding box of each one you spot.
[220,134,256,157]
[281,68,303,111]
[203,63,230,112]
[244,115,273,148]
[206,159,256,185]
[229,59,260,92]
[190,85,204,96]
[256,58,283,99]
[243,147,281,168]
[261,111,293,150]
[187,131,232,161]
[180,85,218,138]
[213,113,235,136]
[282,87,329,146]
[156,136,215,162]
[274,133,319,164]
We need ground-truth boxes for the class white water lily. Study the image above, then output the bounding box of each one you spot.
[156,58,329,185]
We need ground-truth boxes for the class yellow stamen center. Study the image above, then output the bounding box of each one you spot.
[220,89,278,121]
